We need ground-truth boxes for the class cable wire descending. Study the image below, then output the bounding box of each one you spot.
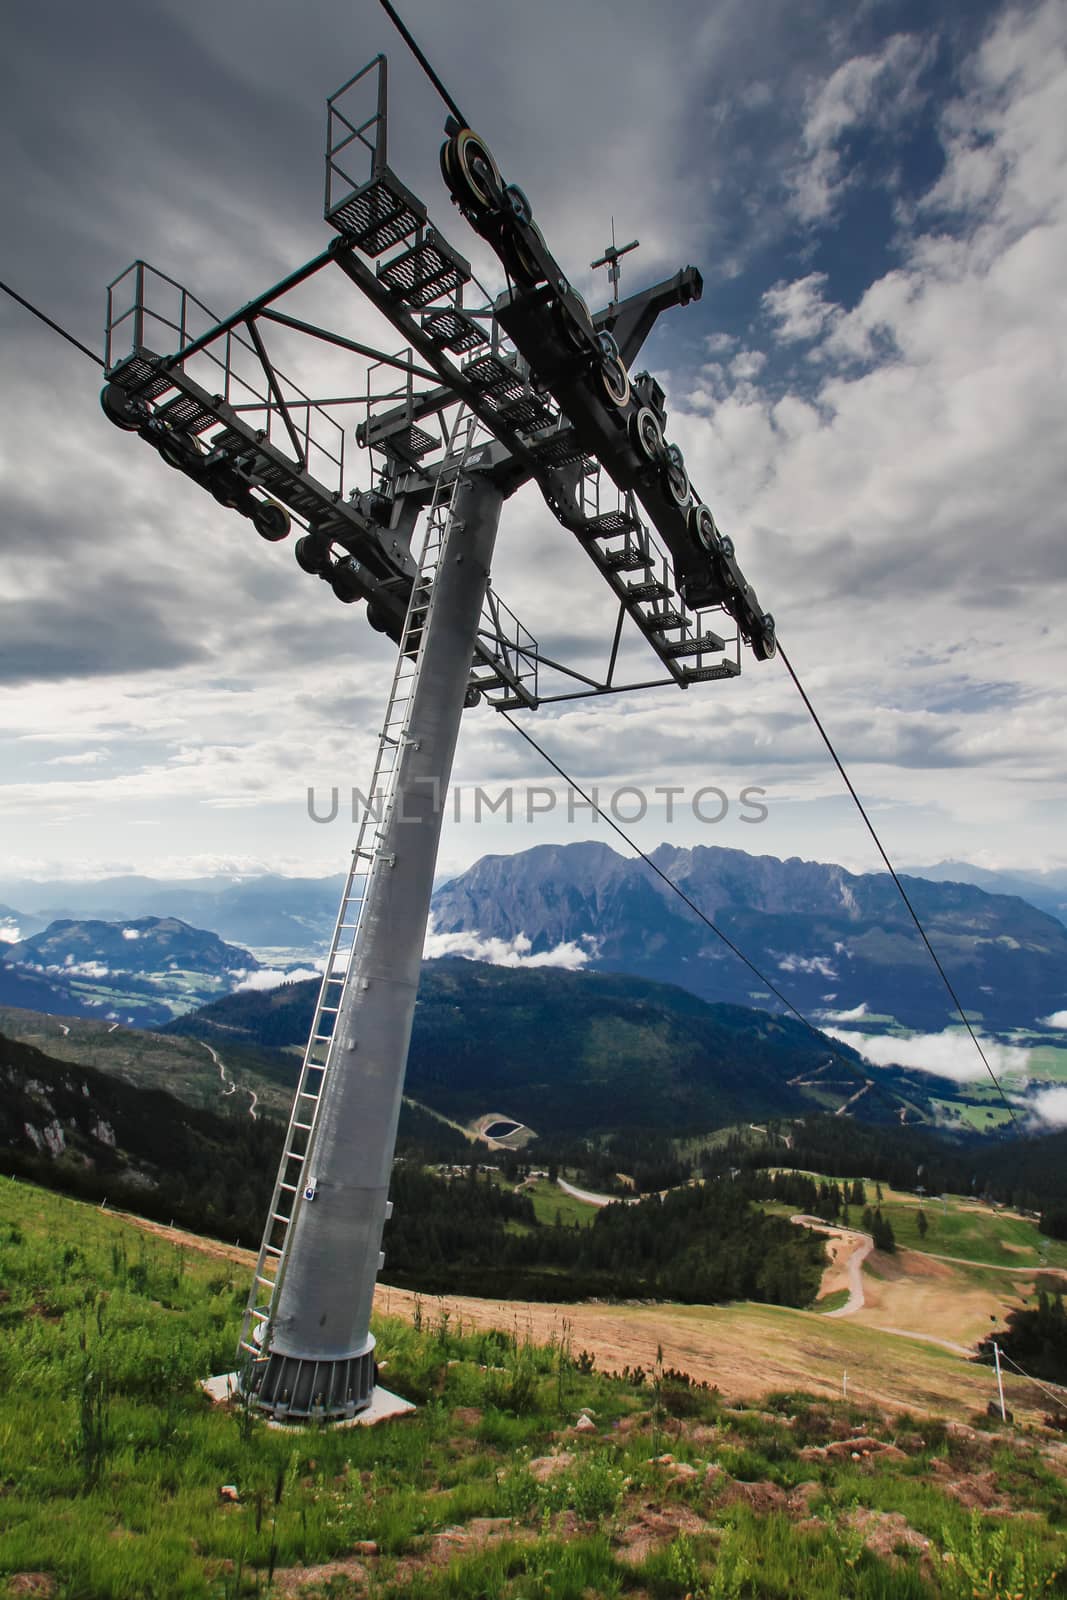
[376,0,468,127]
[776,642,1020,1130]
[997,1348,1067,1414]
[499,709,920,1126]
[0,278,103,368]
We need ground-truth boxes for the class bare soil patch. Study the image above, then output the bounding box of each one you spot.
[614,1499,707,1566]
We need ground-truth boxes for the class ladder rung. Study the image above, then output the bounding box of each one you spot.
[279,1182,297,1192]
[264,1244,283,1257]
[293,1121,313,1132]
[271,1212,291,1225]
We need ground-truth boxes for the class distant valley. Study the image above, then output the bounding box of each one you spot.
[0,915,265,1027]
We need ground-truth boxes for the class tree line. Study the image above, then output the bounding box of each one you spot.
[383,1163,826,1306]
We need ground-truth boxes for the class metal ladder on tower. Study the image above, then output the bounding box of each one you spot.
[238,409,479,1365]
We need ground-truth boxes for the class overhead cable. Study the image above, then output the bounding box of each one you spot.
[499,708,918,1126]
[0,277,103,368]
[776,641,1019,1129]
[376,0,468,127]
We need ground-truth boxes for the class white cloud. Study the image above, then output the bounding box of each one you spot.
[44,750,108,767]
[121,928,141,941]
[44,959,112,980]
[820,1000,869,1022]
[1029,1086,1067,1128]
[789,34,932,222]
[0,921,20,944]
[232,965,323,992]
[423,916,591,971]
[826,1026,1030,1083]
[763,272,840,342]
[778,953,837,977]
[1038,1010,1067,1028]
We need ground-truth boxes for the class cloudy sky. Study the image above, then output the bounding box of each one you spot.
[2,0,1065,884]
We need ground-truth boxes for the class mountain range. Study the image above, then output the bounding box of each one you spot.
[906,860,1067,926]
[4,855,1065,957]
[3,846,1067,1036]
[0,874,345,948]
[0,916,261,1028]
[430,842,1067,1031]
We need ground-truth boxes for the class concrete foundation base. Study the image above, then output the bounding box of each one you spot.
[201,1372,416,1428]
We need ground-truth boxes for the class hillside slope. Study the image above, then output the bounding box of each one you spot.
[3,1180,1065,1600]
[0,1029,280,1238]
[171,956,885,1135]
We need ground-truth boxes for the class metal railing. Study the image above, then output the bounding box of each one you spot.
[105,260,347,494]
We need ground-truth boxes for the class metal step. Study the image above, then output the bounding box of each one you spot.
[462,352,526,402]
[646,609,685,631]
[496,392,556,433]
[378,229,471,309]
[154,392,218,435]
[659,630,726,658]
[680,660,741,682]
[580,509,641,538]
[107,353,174,402]
[626,578,672,602]
[601,547,649,573]
[377,421,437,460]
[326,170,427,256]
[421,306,487,354]
[531,429,590,469]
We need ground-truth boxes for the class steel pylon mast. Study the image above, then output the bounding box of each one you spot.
[98,39,776,1420]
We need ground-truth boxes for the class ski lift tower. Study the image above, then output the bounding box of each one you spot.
[99,47,776,1422]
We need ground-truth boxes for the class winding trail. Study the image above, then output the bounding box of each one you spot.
[923,1251,1067,1276]
[790,1214,873,1316]
[557,1177,635,1208]
[199,1041,258,1120]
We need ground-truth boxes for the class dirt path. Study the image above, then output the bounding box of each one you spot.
[200,1040,258,1120]
[557,1177,632,1208]
[790,1214,873,1315]
[924,1251,1067,1276]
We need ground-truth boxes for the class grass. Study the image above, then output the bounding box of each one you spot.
[862,1193,1067,1270]
[930,1100,1018,1133]
[521,1179,598,1229]
[2,1178,1066,1600]
[1018,1044,1067,1082]
[763,1171,1067,1270]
